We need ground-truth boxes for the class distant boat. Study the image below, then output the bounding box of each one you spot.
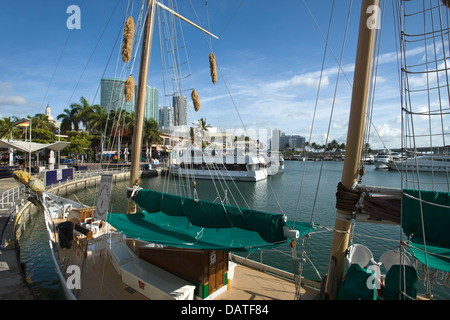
[171,148,268,182]
[361,154,374,164]
[388,154,450,172]
[374,152,391,169]
[262,152,284,175]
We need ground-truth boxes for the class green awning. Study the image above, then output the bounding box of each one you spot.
[402,189,450,271]
[108,210,314,252]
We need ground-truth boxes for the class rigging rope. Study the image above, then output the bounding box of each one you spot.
[396,0,450,298]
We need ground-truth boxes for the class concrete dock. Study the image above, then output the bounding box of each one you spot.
[0,177,34,300]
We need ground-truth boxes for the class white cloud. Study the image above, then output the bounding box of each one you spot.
[369,122,402,149]
[0,95,29,106]
[0,82,35,116]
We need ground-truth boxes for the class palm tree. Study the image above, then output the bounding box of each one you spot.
[124,110,136,136]
[57,107,79,132]
[0,117,18,140]
[89,105,109,136]
[194,118,211,148]
[88,105,110,159]
[32,113,56,132]
[143,118,162,160]
[189,127,195,146]
[71,96,100,133]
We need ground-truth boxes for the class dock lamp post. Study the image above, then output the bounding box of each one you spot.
[14,118,32,176]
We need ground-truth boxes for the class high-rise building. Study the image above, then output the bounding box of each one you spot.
[279,132,305,150]
[100,78,134,114]
[100,78,159,123]
[142,86,159,122]
[271,129,281,151]
[159,106,174,131]
[173,95,187,127]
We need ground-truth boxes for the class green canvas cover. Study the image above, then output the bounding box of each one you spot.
[402,189,450,271]
[135,189,286,244]
[337,264,376,300]
[108,210,315,252]
[383,265,418,300]
[408,235,450,272]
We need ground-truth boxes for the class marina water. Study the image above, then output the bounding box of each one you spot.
[18,161,450,299]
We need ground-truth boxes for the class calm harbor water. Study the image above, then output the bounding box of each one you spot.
[18,160,450,299]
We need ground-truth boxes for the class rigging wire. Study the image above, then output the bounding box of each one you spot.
[186,0,287,217]
[396,0,450,298]
[296,0,355,300]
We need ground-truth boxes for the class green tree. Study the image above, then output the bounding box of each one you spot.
[31,128,57,144]
[194,118,211,149]
[0,117,19,140]
[189,127,195,145]
[71,96,100,133]
[143,118,162,146]
[32,113,56,132]
[66,131,92,156]
[88,105,110,160]
[143,118,162,159]
[88,105,109,134]
[57,107,79,133]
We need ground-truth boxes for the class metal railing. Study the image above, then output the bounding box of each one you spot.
[0,167,132,210]
[0,185,26,209]
[73,167,130,180]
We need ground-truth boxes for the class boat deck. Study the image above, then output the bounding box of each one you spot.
[57,239,318,300]
[217,264,316,300]
[49,208,320,301]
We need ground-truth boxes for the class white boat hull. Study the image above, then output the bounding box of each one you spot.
[388,156,450,172]
[374,161,389,169]
[172,168,267,181]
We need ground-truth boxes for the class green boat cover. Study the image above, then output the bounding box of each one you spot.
[337,264,377,300]
[107,189,315,252]
[383,265,418,300]
[402,189,450,271]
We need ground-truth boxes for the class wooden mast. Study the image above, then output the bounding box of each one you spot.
[325,0,379,299]
[127,0,156,214]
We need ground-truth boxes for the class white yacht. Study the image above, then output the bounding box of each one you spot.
[262,152,284,176]
[388,155,450,173]
[374,153,391,169]
[170,148,268,182]
[361,154,375,164]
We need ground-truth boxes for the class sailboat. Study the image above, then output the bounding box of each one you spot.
[14,0,450,301]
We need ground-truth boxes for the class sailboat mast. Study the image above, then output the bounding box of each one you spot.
[325,0,378,299]
[128,0,156,214]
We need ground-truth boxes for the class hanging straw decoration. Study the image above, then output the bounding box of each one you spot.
[209,52,217,84]
[125,75,135,102]
[122,16,135,63]
[191,89,200,112]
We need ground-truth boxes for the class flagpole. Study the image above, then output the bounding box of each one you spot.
[29,118,32,176]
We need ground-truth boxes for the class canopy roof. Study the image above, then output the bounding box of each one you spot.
[0,140,70,153]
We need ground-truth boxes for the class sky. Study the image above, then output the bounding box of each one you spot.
[0,0,448,150]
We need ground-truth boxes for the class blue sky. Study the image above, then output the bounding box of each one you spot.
[0,1,446,150]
